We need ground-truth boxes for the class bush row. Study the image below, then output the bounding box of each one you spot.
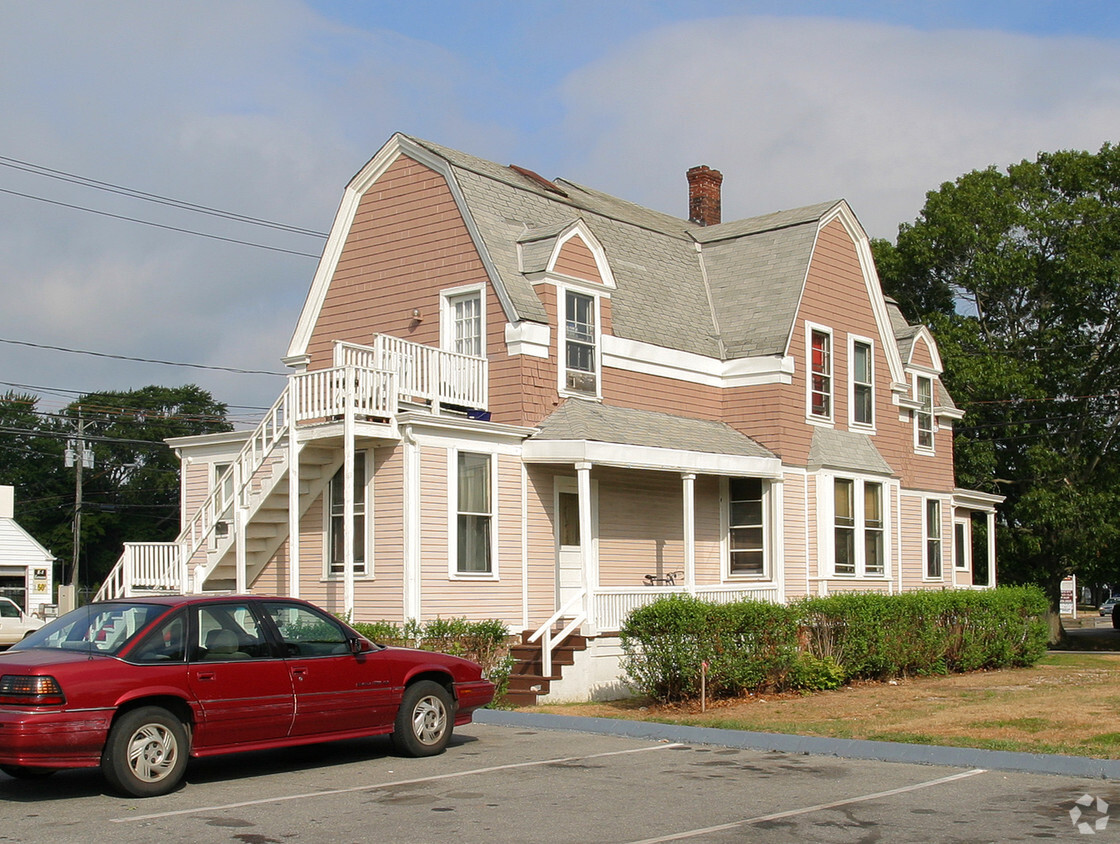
[619,587,1049,702]
[350,616,514,702]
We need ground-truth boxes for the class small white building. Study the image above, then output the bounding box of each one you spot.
[0,486,54,616]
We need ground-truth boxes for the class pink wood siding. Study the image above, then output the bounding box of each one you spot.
[596,468,684,588]
[779,472,809,599]
[911,335,936,369]
[183,462,210,518]
[355,445,405,621]
[553,236,602,284]
[415,447,524,625]
[524,466,562,626]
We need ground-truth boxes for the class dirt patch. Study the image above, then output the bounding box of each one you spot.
[522,653,1120,757]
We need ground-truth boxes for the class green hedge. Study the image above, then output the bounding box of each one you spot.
[620,586,1049,702]
[349,617,514,702]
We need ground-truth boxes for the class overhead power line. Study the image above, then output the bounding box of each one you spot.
[0,154,328,238]
[0,336,286,376]
[0,186,324,259]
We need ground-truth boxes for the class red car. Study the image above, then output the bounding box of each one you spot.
[0,595,494,797]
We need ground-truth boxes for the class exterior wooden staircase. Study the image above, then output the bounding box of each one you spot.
[502,629,589,706]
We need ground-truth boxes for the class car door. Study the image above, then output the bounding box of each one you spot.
[186,601,295,749]
[261,600,395,738]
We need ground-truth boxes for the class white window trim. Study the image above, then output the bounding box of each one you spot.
[805,322,834,425]
[914,373,936,454]
[447,447,500,580]
[923,496,945,581]
[322,451,373,581]
[558,284,603,401]
[953,517,971,572]
[720,476,774,581]
[210,462,233,549]
[440,283,487,358]
[848,334,876,432]
[819,471,893,580]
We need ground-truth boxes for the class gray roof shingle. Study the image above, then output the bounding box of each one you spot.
[532,400,775,459]
[402,135,902,363]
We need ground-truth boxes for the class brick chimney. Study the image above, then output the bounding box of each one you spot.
[687,165,723,226]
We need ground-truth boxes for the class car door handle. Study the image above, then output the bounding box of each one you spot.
[291,667,308,681]
[195,672,216,681]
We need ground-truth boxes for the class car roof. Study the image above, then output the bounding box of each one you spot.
[96,594,299,608]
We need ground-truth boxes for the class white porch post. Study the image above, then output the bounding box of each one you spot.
[986,511,998,587]
[577,461,596,633]
[233,461,246,593]
[682,472,696,595]
[288,429,301,599]
[402,425,421,623]
[343,365,356,619]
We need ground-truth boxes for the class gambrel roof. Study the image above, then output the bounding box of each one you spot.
[289,133,921,376]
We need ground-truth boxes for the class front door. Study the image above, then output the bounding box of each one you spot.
[555,477,596,611]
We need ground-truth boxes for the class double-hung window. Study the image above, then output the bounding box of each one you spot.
[809,327,832,420]
[925,499,943,578]
[851,339,874,427]
[328,459,366,577]
[564,290,597,395]
[728,478,767,577]
[916,375,934,450]
[832,477,886,578]
[456,451,492,574]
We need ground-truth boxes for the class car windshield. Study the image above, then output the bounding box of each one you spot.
[10,602,169,656]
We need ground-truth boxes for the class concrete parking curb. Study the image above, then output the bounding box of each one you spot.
[475,709,1120,780]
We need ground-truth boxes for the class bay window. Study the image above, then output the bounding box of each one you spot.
[831,476,887,578]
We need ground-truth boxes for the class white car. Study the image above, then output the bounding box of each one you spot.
[1100,596,1120,617]
[0,596,42,646]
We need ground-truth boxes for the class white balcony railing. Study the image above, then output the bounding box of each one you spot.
[334,336,488,413]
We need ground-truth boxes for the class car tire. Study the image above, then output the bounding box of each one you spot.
[101,706,189,797]
[1,764,56,779]
[390,680,454,757]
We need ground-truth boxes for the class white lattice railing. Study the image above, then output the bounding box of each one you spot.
[594,584,781,632]
[335,336,487,412]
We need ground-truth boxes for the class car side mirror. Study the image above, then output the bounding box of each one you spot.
[348,636,363,655]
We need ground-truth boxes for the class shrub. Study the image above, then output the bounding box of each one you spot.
[349,616,514,703]
[621,586,1049,702]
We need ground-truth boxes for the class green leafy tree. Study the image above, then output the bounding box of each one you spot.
[874,143,1120,598]
[0,385,232,589]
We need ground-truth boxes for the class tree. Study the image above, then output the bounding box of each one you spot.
[874,143,1120,597]
[0,385,232,590]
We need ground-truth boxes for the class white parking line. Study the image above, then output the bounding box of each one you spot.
[625,767,989,843]
[111,742,686,823]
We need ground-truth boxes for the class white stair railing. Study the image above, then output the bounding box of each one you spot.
[527,589,587,680]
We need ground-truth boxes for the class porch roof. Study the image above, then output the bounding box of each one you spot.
[523,400,781,476]
[807,428,895,476]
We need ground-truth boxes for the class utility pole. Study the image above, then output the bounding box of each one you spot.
[65,409,93,589]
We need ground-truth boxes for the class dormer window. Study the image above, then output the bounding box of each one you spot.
[564,290,598,395]
[808,326,832,421]
[915,375,934,451]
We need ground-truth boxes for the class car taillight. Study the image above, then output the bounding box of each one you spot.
[0,675,66,706]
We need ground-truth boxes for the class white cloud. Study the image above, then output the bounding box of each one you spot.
[555,16,1120,236]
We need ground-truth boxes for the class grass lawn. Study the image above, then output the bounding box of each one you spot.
[523,652,1120,758]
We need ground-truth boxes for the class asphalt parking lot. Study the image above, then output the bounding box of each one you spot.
[3,713,1117,843]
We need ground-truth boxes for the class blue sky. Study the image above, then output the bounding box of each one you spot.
[1,1,1118,416]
